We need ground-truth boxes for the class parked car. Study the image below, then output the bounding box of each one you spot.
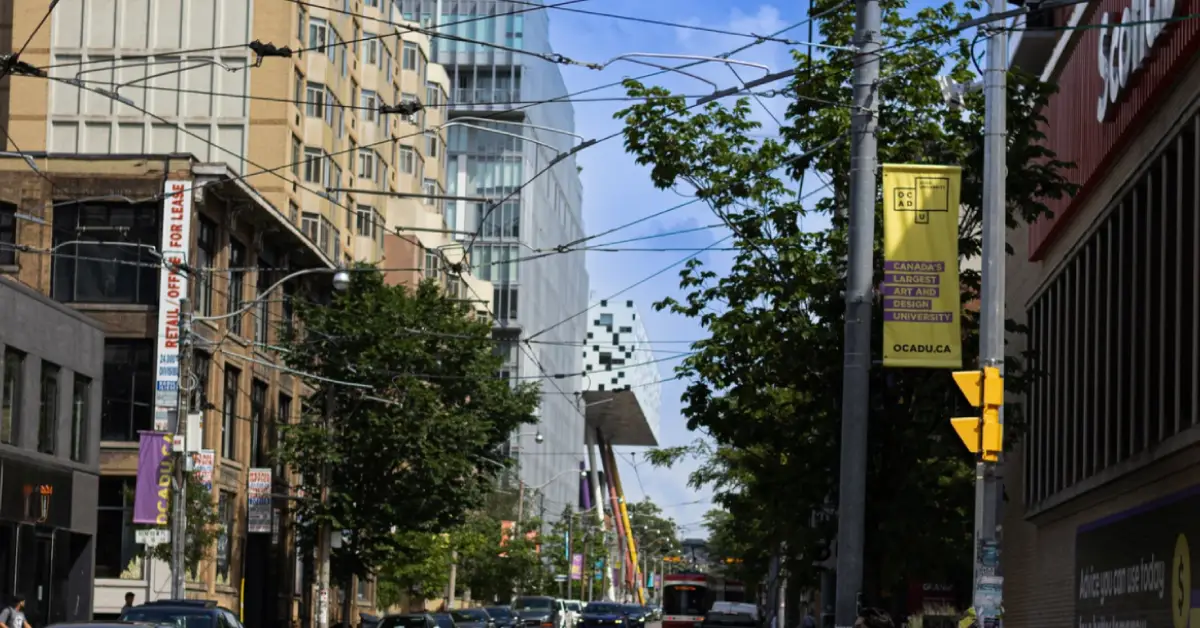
[379,614,438,628]
[511,597,565,628]
[120,599,241,628]
[700,603,757,628]
[432,614,457,628]
[49,622,162,628]
[563,602,582,628]
[578,603,627,628]
[483,607,515,628]
[450,609,494,628]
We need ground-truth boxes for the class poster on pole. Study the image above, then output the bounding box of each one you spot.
[133,432,173,524]
[192,450,215,492]
[570,554,583,580]
[248,468,273,533]
[153,180,193,432]
[881,164,963,368]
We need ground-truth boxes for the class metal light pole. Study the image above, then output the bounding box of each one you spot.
[974,0,1008,621]
[316,385,335,628]
[833,0,881,622]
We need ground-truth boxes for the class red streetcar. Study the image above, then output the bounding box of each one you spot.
[661,573,746,628]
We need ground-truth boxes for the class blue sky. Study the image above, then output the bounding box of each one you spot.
[538,0,823,540]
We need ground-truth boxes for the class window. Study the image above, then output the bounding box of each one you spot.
[282,280,296,339]
[357,577,369,600]
[101,340,154,441]
[289,201,299,225]
[425,81,439,108]
[291,134,302,176]
[250,380,268,467]
[1,349,22,444]
[228,240,246,336]
[195,216,217,316]
[51,201,159,304]
[362,38,379,65]
[255,262,272,345]
[494,286,518,321]
[318,216,334,255]
[425,131,438,158]
[96,477,144,579]
[358,149,376,179]
[422,179,438,206]
[599,313,613,327]
[38,362,59,454]
[308,18,329,53]
[222,366,240,460]
[356,206,376,238]
[325,87,337,126]
[400,93,419,123]
[296,7,306,51]
[361,90,378,122]
[476,201,519,239]
[304,147,325,184]
[190,351,211,415]
[0,202,15,265]
[402,42,418,70]
[216,490,234,584]
[398,146,416,174]
[305,81,326,118]
[70,374,89,462]
[302,212,320,242]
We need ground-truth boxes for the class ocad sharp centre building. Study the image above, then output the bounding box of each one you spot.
[1004,0,1200,625]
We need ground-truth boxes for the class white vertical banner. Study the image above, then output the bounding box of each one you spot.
[153,180,193,432]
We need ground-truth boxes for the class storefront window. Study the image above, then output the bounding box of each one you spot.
[101,340,154,442]
[95,477,144,579]
[216,490,234,585]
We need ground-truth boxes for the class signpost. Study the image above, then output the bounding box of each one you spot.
[136,528,170,547]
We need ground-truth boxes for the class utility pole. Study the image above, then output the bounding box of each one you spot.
[316,386,335,628]
[567,514,574,600]
[446,551,458,610]
[171,298,192,599]
[975,0,1008,621]
[833,0,880,622]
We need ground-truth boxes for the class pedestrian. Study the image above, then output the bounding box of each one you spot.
[0,595,30,628]
[800,611,816,628]
[854,608,893,628]
[123,592,136,612]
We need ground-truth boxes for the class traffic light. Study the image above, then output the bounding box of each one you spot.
[950,366,1004,463]
[723,557,743,564]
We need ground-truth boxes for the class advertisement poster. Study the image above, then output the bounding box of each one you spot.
[248,468,273,533]
[499,520,515,557]
[191,449,215,492]
[1075,485,1200,628]
[570,554,583,580]
[153,180,193,432]
[881,164,963,368]
[134,432,173,525]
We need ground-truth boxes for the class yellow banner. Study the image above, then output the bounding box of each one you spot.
[881,164,963,368]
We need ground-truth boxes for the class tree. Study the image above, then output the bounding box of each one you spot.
[374,531,452,610]
[456,512,545,602]
[541,506,608,593]
[130,471,221,575]
[275,270,541,581]
[626,499,681,559]
[617,0,1075,610]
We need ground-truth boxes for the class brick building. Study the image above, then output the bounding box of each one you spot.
[0,153,334,624]
[1003,0,1200,625]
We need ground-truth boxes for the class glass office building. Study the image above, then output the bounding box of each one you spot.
[396,0,589,521]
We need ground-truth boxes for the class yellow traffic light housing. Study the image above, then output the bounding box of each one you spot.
[951,367,1004,462]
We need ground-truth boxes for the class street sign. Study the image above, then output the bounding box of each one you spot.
[555,575,568,583]
[135,529,170,546]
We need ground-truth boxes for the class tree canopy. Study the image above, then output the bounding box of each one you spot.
[275,270,541,580]
[621,0,1075,610]
[626,499,681,560]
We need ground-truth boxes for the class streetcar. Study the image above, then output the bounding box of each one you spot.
[661,573,746,628]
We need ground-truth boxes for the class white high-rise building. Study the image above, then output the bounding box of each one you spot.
[581,297,662,443]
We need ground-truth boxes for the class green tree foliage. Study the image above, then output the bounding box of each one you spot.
[456,513,545,602]
[702,509,760,587]
[275,270,541,579]
[375,531,452,610]
[130,471,221,575]
[617,0,1076,607]
[541,506,607,588]
[626,499,681,560]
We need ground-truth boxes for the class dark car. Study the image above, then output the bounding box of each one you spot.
[450,610,494,628]
[620,605,647,628]
[120,600,241,628]
[484,608,515,628]
[380,614,438,628]
[432,615,457,628]
[700,603,757,628]
[511,597,560,628]
[579,603,626,628]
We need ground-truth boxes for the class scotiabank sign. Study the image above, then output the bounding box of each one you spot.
[1097,0,1179,121]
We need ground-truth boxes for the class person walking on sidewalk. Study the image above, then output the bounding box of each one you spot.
[0,595,30,628]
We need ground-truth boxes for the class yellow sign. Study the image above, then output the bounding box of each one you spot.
[881,164,963,368]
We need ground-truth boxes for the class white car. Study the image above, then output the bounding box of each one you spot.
[564,601,583,628]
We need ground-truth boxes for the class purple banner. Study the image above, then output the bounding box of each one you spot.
[883,260,945,272]
[571,554,584,580]
[882,311,955,323]
[883,298,934,311]
[881,285,940,297]
[134,432,173,525]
